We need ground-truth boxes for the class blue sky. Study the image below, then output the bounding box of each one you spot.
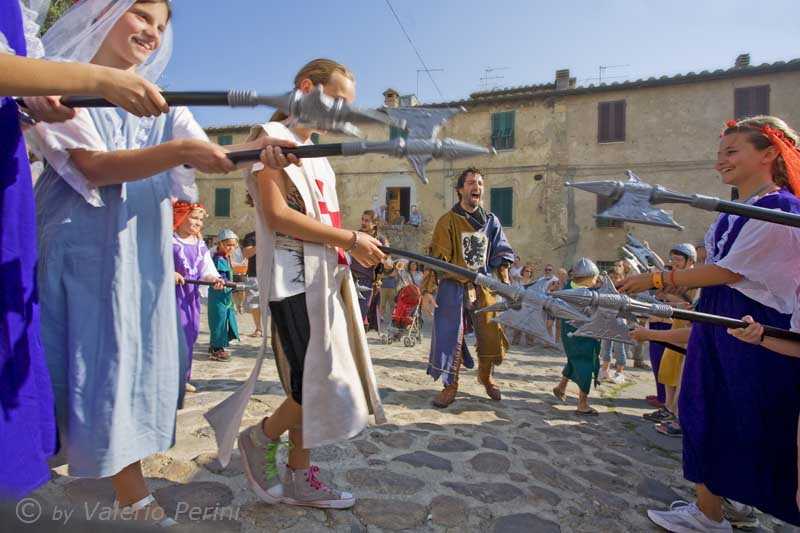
[163,0,799,128]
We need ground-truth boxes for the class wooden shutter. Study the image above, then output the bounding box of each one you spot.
[215,188,231,217]
[734,85,770,119]
[491,112,515,150]
[598,100,625,142]
[490,187,513,227]
[613,101,626,141]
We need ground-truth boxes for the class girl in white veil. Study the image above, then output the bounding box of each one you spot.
[26,0,295,523]
[0,0,180,502]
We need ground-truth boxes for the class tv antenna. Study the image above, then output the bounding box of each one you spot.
[598,64,630,83]
[416,68,444,101]
[479,66,510,91]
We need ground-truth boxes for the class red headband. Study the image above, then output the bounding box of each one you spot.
[723,120,800,197]
[173,200,206,232]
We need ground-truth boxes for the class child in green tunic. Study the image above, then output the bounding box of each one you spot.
[208,230,241,361]
[552,258,601,416]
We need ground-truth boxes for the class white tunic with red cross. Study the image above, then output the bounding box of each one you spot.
[253,126,349,301]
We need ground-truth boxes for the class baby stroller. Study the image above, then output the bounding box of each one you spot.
[381,283,423,347]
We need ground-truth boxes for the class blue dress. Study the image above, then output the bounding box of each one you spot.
[34,107,186,478]
[0,0,58,500]
[680,188,800,525]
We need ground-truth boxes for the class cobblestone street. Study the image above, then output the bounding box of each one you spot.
[28,311,796,532]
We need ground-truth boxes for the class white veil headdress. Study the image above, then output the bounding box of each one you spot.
[41,0,173,83]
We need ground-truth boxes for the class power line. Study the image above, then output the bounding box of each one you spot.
[384,0,446,102]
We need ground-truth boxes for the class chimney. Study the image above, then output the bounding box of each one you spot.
[383,88,400,108]
[555,69,571,90]
[399,94,419,107]
[735,54,750,69]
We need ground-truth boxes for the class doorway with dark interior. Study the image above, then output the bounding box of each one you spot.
[385,187,411,224]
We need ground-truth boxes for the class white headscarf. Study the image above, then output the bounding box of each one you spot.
[41,0,173,82]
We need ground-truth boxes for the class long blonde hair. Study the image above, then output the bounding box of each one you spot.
[271,58,354,122]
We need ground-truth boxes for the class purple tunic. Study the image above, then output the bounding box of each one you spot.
[0,0,57,500]
[680,189,800,525]
[173,235,208,381]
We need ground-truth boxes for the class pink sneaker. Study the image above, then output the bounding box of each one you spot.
[282,465,355,509]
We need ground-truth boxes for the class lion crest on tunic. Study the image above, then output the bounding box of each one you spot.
[461,231,488,271]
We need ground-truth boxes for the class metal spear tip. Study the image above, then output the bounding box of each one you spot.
[404,138,491,185]
[434,138,494,160]
[475,300,514,314]
[564,180,621,198]
[547,297,591,322]
[550,288,594,308]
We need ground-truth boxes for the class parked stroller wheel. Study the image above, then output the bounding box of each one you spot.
[381,334,388,345]
[388,336,393,344]
[409,337,416,347]
[403,337,412,347]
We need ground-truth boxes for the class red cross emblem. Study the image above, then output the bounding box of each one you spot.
[315,179,348,265]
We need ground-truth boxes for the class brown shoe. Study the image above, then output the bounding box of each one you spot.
[433,341,463,408]
[432,383,458,408]
[477,362,502,401]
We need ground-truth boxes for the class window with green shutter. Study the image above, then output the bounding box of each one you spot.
[490,187,513,227]
[389,126,407,140]
[215,188,231,217]
[217,134,233,146]
[491,111,515,150]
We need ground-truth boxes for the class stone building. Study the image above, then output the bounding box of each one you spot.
[194,125,254,242]
[196,54,800,271]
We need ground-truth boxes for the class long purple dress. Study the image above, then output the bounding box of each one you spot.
[173,235,209,382]
[648,322,670,402]
[0,0,58,500]
[680,188,800,525]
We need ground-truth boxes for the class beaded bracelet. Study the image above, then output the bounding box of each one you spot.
[346,231,359,252]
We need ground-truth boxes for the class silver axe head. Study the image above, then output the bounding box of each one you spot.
[280,85,406,137]
[485,278,585,349]
[620,246,646,273]
[552,284,676,344]
[566,170,684,230]
[624,233,666,271]
[381,107,495,184]
[562,273,633,344]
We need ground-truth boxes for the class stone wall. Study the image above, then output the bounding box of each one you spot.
[196,66,800,272]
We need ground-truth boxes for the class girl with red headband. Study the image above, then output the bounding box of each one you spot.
[173,200,224,392]
[621,116,800,531]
